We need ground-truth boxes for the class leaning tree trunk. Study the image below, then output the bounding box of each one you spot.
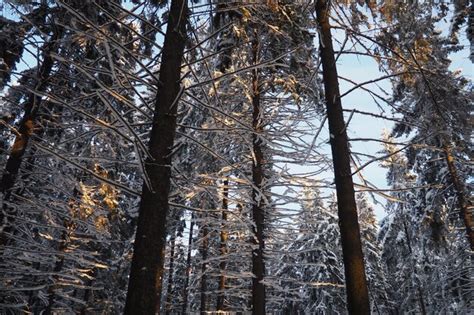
[315,1,370,314]
[250,36,266,315]
[0,28,63,246]
[443,145,474,250]
[123,0,188,314]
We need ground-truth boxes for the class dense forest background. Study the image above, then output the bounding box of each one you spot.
[0,0,472,314]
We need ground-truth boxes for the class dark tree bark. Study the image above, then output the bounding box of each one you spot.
[0,28,63,246]
[123,1,188,314]
[181,213,194,314]
[200,224,209,315]
[250,36,266,315]
[315,1,370,314]
[216,179,229,311]
[165,233,176,315]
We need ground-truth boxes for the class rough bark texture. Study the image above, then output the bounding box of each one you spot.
[251,37,266,315]
[443,145,474,250]
[315,1,370,314]
[216,179,229,311]
[123,1,188,314]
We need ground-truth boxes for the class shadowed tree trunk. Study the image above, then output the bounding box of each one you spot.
[216,178,229,311]
[182,213,194,314]
[0,28,63,246]
[200,222,209,315]
[315,1,370,314]
[165,233,176,315]
[123,0,188,314]
[250,35,266,315]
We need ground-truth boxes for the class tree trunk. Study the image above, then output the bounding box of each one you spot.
[43,227,71,315]
[443,145,474,250]
[200,223,209,315]
[216,178,229,311]
[165,234,176,315]
[124,1,188,314]
[250,36,266,315]
[0,28,63,246]
[315,1,370,314]
[181,213,194,314]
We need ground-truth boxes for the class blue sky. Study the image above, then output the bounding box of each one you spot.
[332,24,472,219]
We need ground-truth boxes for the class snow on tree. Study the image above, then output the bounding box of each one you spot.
[0,1,471,313]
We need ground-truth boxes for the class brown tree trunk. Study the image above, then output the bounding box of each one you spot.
[216,179,229,311]
[443,145,474,250]
[0,29,63,246]
[123,1,188,314]
[165,234,176,315]
[182,213,194,314]
[250,36,266,315]
[199,223,209,315]
[315,1,370,314]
